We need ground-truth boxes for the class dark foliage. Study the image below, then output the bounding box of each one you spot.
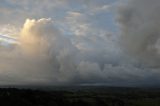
[0,87,160,106]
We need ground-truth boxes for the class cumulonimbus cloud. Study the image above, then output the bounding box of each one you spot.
[0,18,114,85]
[1,0,160,86]
[0,18,142,86]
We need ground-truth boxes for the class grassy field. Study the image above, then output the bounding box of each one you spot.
[0,86,160,106]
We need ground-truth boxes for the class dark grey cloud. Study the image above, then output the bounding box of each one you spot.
[117,0,160,67]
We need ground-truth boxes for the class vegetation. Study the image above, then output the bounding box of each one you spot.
[0,87,160,106]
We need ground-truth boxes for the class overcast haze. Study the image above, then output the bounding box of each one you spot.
[0,0,159,86]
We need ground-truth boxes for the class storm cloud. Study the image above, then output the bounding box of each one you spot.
[117,0,160,67]
[0,18,117,85]
[0,0,160,86]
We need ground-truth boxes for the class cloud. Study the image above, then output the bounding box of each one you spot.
[0,18,75,85]
[0,18,125,85]
[1,0,160,87]
[0,16,157,86]
[0,0,122,86]
[117,0,160,67]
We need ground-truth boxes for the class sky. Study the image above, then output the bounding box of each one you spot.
[0,0,160,87]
